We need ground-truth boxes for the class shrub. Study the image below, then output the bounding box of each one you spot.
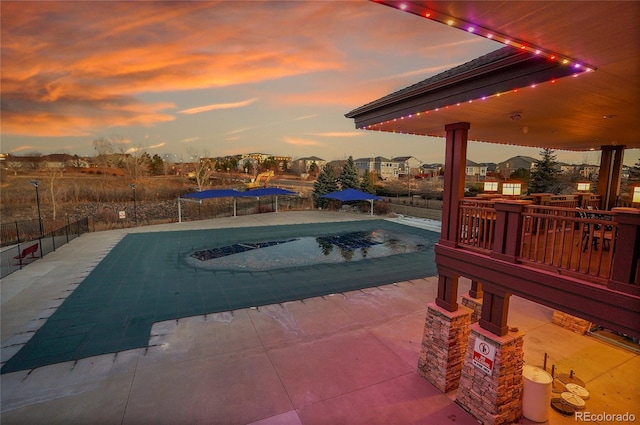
[373,201,391,215]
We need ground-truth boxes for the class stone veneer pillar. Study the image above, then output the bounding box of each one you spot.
[456,324,525,425]
[552,311,592,334]
[418,302,472,392]
[461,294,482,324]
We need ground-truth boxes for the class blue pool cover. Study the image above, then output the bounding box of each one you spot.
[1,219,438,374]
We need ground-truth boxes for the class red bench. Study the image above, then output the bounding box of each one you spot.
[14,243,39,265]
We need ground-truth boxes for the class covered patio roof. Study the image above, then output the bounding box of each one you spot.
[346,1,640,152]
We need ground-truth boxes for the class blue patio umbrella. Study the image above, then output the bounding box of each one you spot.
[179,189,242,221]
[321,188,382,215]
[239,187,299,212]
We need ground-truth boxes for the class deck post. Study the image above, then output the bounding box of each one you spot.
[597,146,625,210]
[462,280,483,323]
[435,122,469,313]
[608,208,640,296]
[435,268,459,312]
[491,200,530,263]
[479,288,511,336]
[439,122,469,247]
[469,280,483,298]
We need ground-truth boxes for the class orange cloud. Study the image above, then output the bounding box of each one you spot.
[284,136,324,147]
[0,2,345,138]
[179,98,258,115]
[1,1,491,142]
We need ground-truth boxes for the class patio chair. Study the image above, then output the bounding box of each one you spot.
[578,209,613,252]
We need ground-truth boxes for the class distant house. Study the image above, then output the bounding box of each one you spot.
[465,160,487,181]
[269,155,292,172]
[291,156,326,175]
[243,153,271,163]
[495,155,537,178]
[579,164,599,180]
[354,156,400,180]
[326,159,347,176]
[419,163,443,179]
[392,156,423,177]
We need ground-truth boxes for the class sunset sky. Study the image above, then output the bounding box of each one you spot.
[1,1,636,166]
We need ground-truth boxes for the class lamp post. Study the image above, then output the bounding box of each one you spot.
[29,180,43,236]
[129,183,137,225]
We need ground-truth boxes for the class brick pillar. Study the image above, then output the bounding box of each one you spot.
[417,302,471,392]
[456,324,525,425]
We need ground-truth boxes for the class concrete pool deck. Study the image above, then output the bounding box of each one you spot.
[1,211,638,424]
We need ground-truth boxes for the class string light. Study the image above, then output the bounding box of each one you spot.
[356,73,587,131]
[381,1,595,71]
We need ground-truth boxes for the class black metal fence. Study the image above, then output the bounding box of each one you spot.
[0,217,90,279]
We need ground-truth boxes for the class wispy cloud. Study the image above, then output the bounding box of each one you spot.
[149,142,166,149]
[178,98,258,115]
[293,114,317,121]
[225,128,252,136]
[284,136,323,147]
[179,137,200,143]
[368,64,460,83]
[10,145,38,153]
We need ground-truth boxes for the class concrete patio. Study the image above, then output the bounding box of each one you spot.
[1,211,638,424]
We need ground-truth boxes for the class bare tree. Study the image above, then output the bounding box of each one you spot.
[23,152,44,171]
[187,148,213,192]
[45,162,66,220]
[93,137,115,175]
[6,160,22,176]
[122,148,150,182]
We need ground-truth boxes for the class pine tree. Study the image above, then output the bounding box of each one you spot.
[339,156,360,189]
[313,164,339,208]
[528,148,559,194]
[360,170,376,194]
[629,157,640,183]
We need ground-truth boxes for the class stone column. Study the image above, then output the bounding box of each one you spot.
[552,311,592,334]
[461,295,482,324]
[461,280,483,323]
[456,324,525,425]
[417,302,472,392]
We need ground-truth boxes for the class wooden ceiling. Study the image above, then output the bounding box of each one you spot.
[353,1,640,151]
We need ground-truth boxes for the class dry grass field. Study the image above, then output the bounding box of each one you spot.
[1,169,193,224]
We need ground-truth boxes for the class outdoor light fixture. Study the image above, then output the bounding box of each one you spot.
[577,182,591,192]
[29,180,44,236]
[129,184,137,225]
[483,181,499,192]
[633,187,640,204]
[502,182,522,196]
